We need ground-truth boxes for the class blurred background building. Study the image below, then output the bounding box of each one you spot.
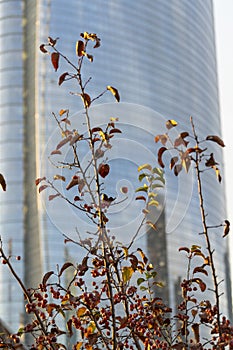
[0,0,231,340]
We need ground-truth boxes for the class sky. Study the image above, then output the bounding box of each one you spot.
[214,0,233,279]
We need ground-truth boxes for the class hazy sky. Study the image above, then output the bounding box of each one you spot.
[214,0,233,278]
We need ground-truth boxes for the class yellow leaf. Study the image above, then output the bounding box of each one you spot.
[77,306,87,317]
[138,163,152,172]
[107,85,120,102]
[122,266,134,283]
[166,119,178,129]
[53,174,66,181]
[75,342,83,350]
[122,247,128,257]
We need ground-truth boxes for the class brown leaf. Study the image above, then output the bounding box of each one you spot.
[59,109,68,116]
[40,44,48,53]
[94,149,104,159]
[205,153,218,167]
[181,151,191,173]
[58,72,69,86]
[158,147,167,168]
[174,163,182,176]
[180,132,189,139]
[155,134,168,145]
[91,127,103,133]
[206,135,225,147]
[135,195,146,201]
[223,219,230,238]
[56,135,72,150]
[42,271,54,286]
[193,266,208,276]
[192,278,206,292]
[58,262,74,277]
[170,156,179,170]
[51,52,59,71]
[191,323,200,343]
[76,40,85,56]
[50,149,62,155]
[109,128,122,134]
[98,163,110,178]
[174,135,189,147]
[107,85,120,102]
[81,93,91,108]
[179,247,190,254]
[0,174,6,191]
[48,36,58,46]
[66,176,80,190]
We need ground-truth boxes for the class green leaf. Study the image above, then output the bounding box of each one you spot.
[139,286,148,291]
[137,277,145,286]
[151,184,164,189]
[138,173,148,182]
[135,184,148,193]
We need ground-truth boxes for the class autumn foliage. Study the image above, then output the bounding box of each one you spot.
[0,32,232,350]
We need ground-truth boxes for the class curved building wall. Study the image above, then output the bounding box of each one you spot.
[0,0,24,331]
[35,0,229,313]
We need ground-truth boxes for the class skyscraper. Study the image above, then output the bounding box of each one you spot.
[0,0,231,334]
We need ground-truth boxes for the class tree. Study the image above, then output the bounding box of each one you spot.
[0,32,232,349]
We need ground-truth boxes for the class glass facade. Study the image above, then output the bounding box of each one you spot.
[0,0,231,335]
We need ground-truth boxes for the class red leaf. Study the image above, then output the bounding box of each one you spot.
[38,185,48,193]
[98,163,110,178]
[51,52,59,71]
[158,147,167,168]
[58,72,69,85]
[49,194,60,201]
[35,177,46,186]
[0,174,6,191]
